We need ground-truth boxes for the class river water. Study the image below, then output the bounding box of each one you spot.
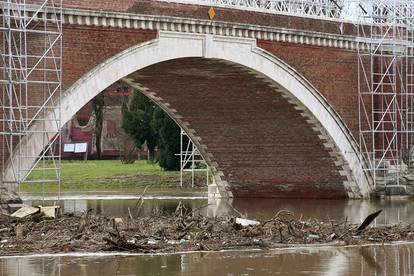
[1,194,414,275]
[1,244,413,275]
[22,195,414,225]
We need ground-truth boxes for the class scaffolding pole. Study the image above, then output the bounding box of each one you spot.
[0,0,62,198]
[179,129,210,188]
[357,0,414,189]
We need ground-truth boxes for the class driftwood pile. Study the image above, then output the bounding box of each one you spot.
[0,205,413,256]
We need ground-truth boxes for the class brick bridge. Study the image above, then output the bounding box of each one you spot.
[2,1,375,199]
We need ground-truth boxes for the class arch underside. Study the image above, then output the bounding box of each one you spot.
[125,58,350,198]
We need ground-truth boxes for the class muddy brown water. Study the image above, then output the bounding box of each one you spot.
[0,243,413,275]
[4,194,414,275]
[22,195,414,225]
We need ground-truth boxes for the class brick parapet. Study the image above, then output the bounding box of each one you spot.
[23,3,367,52]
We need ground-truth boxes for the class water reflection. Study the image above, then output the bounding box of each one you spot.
[24,198,207,218]
[22,196,414,225]
[1,244,414,275]
[227,197,414,225]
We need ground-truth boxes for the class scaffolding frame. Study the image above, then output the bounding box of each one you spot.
[179,129,210,188]
[357,0,414,188]
[0,0,62,195]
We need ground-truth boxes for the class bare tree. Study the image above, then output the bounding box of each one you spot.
[91,94,105,159]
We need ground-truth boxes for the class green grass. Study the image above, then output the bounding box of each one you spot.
[20,160,206,194]
[27,159,163,181]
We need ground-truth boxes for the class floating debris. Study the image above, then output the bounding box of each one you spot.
[357,210,382,232]
[38,206,60,218]
[236,218,260,226]
[0,207,413,256]
[10,206,39,218]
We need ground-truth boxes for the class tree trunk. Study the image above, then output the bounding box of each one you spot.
[92,94,105,159]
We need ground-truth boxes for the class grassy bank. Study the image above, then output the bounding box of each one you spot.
[20,160,207,193]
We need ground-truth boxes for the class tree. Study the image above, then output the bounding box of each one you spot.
[152,108,181,170]
[121,91,157,161]
[91,94,105,159]
[122,90,181,170]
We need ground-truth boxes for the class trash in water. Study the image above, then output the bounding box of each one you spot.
[38,206,59,218]
[147,239,157,245]
[114,218,123,225]
[235,218,260,226]
[11,206,39,218]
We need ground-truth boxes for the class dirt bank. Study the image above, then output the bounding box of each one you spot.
[0,207,413,256]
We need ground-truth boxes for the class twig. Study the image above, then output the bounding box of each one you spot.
[227,204,245,218]
[128,207,133,220]
[135,185,150,216]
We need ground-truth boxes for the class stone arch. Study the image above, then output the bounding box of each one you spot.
[5,31,373,198]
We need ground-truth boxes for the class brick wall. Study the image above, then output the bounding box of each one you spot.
[127,0,356,36]
[62,0,355,36]
[62,0,136,12]
[62,25,156,90]
[257,40,359,138]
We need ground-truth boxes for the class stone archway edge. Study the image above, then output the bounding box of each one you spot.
[4,31,373,198]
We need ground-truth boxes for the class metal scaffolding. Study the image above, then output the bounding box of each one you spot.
[179,129,210,188]
[357,0,414,188]
[0,0,62,194]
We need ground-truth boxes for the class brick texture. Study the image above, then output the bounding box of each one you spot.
[62,25,156,89]
[63,0,136,12]
[257,40,359,138]
[62,0,356,36]
[128,0,356,35]
[128,58,347,198]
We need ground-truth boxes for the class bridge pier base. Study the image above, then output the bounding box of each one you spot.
[208,184,222,199]
[385,185,409,196]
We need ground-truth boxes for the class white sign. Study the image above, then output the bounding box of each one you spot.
[63,143,75,152]
[74,143,88,153]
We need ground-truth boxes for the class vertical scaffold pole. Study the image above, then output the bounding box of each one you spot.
[0,0,63,198]
[357,0,414,190]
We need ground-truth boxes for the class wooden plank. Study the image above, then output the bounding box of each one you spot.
[11,206,39,218]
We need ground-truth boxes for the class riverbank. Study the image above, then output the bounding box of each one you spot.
[21,160,207,193]
[1,207,413,256]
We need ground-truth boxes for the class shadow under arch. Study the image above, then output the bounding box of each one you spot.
[5,31,373,198]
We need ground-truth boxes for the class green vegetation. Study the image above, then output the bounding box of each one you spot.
[152,107,181,170]
[28,160,163,180]
[122,91,182,170]
[122,92,158,161]
[20,160,206,194]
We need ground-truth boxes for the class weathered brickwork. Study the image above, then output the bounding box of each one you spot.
[257,40,359,138]
[62,25,156,90]
[63,0,136,12]
[127,58,347,198]
[63,0,356,36]
[129,1,356,36]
